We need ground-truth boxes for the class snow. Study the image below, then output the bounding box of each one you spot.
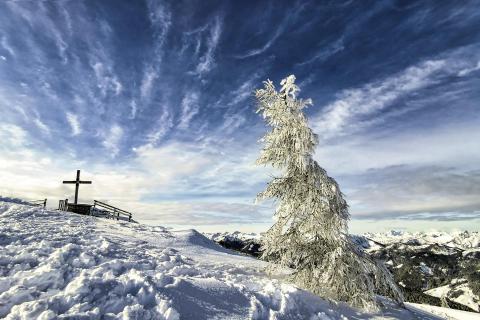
[419,262,433,276]
[463,248,480,257]
[406,303,480,320]
[425,284,451,299]
[207,231,262,243]
[425,282,480,312]
[1,201,478,319]
[365,230,480,250]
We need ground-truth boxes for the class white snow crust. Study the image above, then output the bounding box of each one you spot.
[0,201,477,319]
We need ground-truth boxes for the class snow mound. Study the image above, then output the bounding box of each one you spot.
[0,201,475,319]
[175,229,229,252]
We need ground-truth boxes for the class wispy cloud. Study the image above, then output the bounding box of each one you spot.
[66,112,81,136]
[145,108,173,146]
[313,50,480,139]
[91,62,123,97]
[193,16,222,76]
[178,91,200,129]
[227,75,259,107]
[0,35,15,57]
[0,124,27,148]
[212,72,261,112]
[129,100,137,120]
[457,60,480,76]
[313,59,445,138]
[140,67,157,101]
[5,1,68,63]
[218,114,247,135]
[147,0,171,48]
[102,124,123,156]
[297,38,344,66]
[235,26,284,59]
[138,1,171,106]
[33,118,50,136]
[234,2,306,59]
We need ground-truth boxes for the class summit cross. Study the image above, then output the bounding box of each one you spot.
[62,170,92,204]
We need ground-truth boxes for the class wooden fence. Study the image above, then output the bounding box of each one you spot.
[92,200,133,222]
[57,199,133,222]
[58,199,68,211]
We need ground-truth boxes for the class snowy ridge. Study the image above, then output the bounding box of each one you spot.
[208,230,480,252]
[365,230,480,250]
[208,231,262,243]
[207,230,479,254]
[0,201,477,319]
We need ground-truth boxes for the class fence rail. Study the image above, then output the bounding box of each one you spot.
[58,199,68,211]
[93,200,132,222]
[29,199,47,208]
[57,199,133,222]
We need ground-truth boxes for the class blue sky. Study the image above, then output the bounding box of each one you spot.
[0,0,479,233]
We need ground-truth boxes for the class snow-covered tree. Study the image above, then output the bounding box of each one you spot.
[255,75,403,310]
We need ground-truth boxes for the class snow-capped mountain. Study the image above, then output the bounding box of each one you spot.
[208,229,480,252]
[365,230,480,250]
[366,231,480,313]
[1,200,479,319]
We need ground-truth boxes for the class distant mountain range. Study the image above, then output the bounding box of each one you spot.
[206,230,480,313]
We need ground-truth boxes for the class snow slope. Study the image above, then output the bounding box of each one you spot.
[0,201,476,319]
[425,281,480,312]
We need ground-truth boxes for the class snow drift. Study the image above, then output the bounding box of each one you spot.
[1,201,478,319]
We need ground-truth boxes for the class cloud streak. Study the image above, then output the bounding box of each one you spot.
[234,2,307,59]
[313,48,480,139]
[102,125,123,156]
[235,25,284,59]
[297,38,344,66]
[193,16,222,76]
[1,36,15,57]
[314,59,445,138]
[178,91,200,129]
[66,112,81,136]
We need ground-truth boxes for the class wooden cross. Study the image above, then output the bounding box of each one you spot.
[62,170,92,204]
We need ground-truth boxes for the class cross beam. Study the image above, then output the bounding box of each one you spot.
[63,170,92,204]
